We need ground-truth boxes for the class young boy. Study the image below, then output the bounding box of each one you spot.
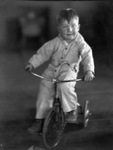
[25,8,95,134]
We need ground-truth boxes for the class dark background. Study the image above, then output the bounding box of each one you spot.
[0,1,113,150]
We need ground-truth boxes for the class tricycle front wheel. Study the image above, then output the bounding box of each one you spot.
[43,108,66,149]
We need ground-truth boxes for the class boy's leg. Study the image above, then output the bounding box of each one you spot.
[28,79,54,133]
[57,69,78,122]
[35,79,54,118]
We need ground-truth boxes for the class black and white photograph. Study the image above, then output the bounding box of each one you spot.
[0,0,113,150]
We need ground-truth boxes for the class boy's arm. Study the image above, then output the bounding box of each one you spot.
[79,40,95,81]
[28,39,55,69]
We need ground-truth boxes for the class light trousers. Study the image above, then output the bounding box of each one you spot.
[35,66,78,119]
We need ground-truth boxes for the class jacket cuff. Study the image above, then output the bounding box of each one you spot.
[85,70,95,75]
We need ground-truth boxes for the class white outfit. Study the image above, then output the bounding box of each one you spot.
[28,33,95,119]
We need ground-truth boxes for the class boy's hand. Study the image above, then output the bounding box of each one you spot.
[25,63,33,72]
[84,71,95,81]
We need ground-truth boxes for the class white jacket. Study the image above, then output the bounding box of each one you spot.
[29,33,94,78]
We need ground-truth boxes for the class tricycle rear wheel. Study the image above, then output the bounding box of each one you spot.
[84,100,91,127]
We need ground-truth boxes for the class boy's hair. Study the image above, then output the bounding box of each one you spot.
[57,8,79,25]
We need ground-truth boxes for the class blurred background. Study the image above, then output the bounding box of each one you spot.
[0,1,113,150]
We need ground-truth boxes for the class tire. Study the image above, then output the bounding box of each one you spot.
[43,107,66,149]
[84,100,91,127]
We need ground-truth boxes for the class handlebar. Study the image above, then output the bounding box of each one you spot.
[30,72,84,83]
[31,72,44,79]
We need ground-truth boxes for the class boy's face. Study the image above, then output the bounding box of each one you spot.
[58,17,80,43]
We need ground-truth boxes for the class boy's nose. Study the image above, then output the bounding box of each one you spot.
[67,26,72,32]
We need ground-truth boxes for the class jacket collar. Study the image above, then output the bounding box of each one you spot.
[58,33,79,46]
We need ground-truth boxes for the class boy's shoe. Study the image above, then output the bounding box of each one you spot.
[66,110,78,123]
[27,119,44,134]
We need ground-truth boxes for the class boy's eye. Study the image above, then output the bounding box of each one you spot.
[61,25,77,29]
[72,25,76,28]
[62,26,67,29]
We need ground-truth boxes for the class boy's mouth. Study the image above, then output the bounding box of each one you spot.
[67,33,74,36]
[67,33,72,35]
